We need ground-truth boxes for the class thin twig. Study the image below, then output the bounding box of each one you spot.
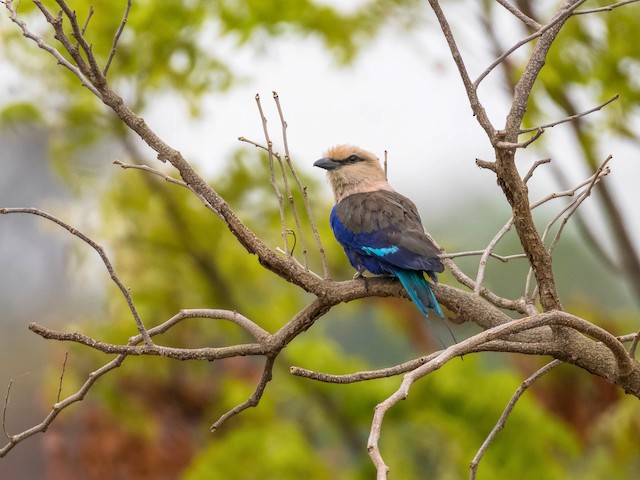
[474,0,589,88]
[522,158,551,184]
[56,352,69,403]
[2,380,12,441]
[291,352,442,384]
[104,0,132,76]
[524,156,611,298]
[629,330,640,358]
[272,92,308,267]
[495,127,544,149]
[3,0,103,98]
[471,157,550,293]
[255,94,289,254]
[469,359,562,480]
[0,353,127,458]
[495,0,541,29]
[383,150,388,179]
[211,356,276,431]
[113,160,187,187]
[0,208,153,346]
[440,250,525,262]
[427,0,496,138]
[574,0,640,15]
[547,156,612,255]
[53,0,103,80]
[474,218,514,293]
[113,159,224,220]
[519,95,619,133]
[80,6,94,36]
[276,247,324,280]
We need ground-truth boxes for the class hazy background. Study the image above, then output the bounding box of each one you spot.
[1,1,639,478]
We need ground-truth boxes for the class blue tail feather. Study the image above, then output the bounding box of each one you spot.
[394,270,444,319]
[394,269,457,347]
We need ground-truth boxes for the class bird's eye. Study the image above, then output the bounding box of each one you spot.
[346,154,361,163]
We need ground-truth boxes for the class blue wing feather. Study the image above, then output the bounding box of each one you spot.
[330,193,445,318]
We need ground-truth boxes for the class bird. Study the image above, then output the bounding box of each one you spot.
[314,145,449,336]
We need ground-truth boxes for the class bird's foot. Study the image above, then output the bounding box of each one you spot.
[353,270,366,280]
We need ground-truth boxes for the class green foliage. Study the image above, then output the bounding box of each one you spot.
[0,101,41,127]
[527,3,640,144]
[0,0,423,180]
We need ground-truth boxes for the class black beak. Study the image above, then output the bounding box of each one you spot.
[313,157,341,170]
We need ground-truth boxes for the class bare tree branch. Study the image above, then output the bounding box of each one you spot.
[367,310,636,478]
[469,359,562,480]
[0,208,153,345]
[495,0,541,29]
[574,0,640,15]
[103,0,131,75]
[519,94,619,134]
[474,0,588,88]
[3,0,103,98]
[427,0,496,138]
[273,91,330,278]
[211,356,275,431]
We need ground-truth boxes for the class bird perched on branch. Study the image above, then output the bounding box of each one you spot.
[314,145,448,333]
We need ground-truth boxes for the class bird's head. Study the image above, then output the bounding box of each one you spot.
[314,145,390,202]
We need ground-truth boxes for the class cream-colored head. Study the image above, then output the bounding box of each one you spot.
[314,145,393,202]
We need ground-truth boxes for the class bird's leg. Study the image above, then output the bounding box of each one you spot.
[353,266,366,279]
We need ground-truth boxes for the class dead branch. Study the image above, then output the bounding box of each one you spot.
[103,0,131,75]
[0,207,152,345]
[469,359,563,480]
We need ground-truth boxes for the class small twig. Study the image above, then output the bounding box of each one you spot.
[80,6,94,36]
[275,248,323,280]
[519,95,619,134]
[104,0,132,76]
[574,0,640,15]
[495,0,541,29]
[255,94,289,254]
[427,0,496,138]
[114,160,186,187]
[475,159,496,172]
[470,155,551,293]
[522,158,551,184]
[53,0,103,79]
[113,159,224,220]
[272,92,309,269]
[469,359,562,480]
[547,156,612,255]
[383,150,388,180]
[2,380,12,440]
[3,0,103,98]
[524,156,611,298]
[238,136,268,152]
[0,208,153,346]
[474,219,515,293]
[629,331,640,358]
[474,0,589,88]
[211,356,276,431]
[441,257,528,313]
[291,352,442,384]
[440,250,525,262]
[1,353,127,458]
[56,352,69,403]
[495,127,544,149]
